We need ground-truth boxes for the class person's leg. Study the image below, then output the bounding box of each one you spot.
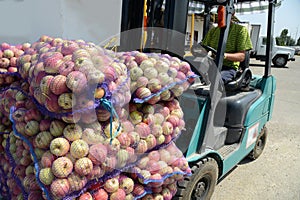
[221,69,237,84]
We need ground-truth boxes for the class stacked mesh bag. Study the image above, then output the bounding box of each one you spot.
[0,35,196,200]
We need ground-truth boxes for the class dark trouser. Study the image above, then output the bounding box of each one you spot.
[221,66,237,84]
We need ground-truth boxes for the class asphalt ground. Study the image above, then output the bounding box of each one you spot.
[211,57,300,200]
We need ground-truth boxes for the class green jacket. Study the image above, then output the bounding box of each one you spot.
[202,23,253,70]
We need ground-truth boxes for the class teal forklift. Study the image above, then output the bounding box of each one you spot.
[120,0,276,199]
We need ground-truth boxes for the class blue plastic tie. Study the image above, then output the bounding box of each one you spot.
[98,98,121,144]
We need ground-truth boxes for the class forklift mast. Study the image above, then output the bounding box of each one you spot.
[120,0,145,51]
[120,0,189,57]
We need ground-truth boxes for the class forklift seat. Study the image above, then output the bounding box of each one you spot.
[216,88,262,144]
[223,89,262,128]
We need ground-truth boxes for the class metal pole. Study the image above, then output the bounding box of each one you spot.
[215,4,234,70]
[295,26,299,43]
[265,0,275,77]
[190,14,195,51]
[141,0,148,50]
[203,4,211,39]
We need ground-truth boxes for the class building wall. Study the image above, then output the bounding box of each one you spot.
[185,15,204,46]
[0,0,62,44]
[61,0,122,44]
[0,0,122,45]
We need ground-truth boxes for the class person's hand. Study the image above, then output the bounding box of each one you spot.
[224,53,227,60]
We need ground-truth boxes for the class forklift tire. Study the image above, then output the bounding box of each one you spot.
[272,55,287,67]
[174,158,218,200]
[248,126,268,160]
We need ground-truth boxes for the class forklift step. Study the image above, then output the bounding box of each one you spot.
[218,143,239,158]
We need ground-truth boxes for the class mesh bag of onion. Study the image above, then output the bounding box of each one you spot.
[113,51,197,104]
[16,36,132,121]
[0,35,198,200]
[78,142,191,200]
[3,90,190,199]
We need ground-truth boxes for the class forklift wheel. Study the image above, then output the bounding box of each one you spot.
[174,158,218,200]
[248,126,268,160]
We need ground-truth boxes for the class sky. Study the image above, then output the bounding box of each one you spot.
[235,0,300,41]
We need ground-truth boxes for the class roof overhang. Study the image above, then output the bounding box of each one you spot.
[187,0,282,14]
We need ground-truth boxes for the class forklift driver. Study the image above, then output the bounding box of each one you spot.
[202,6,253,84]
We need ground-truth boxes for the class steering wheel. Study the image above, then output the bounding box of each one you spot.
[186,43,218,87]
[191,43,217,58]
